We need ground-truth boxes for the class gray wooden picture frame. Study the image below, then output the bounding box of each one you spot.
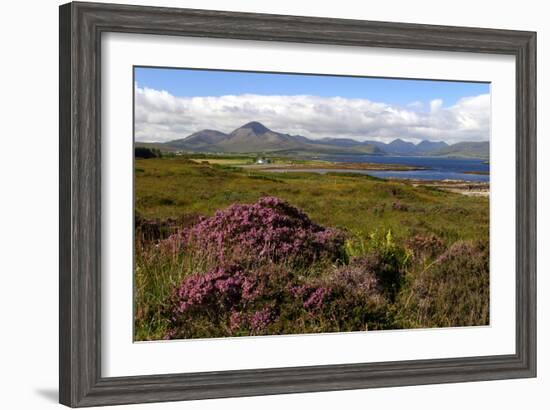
[59,1,537,407]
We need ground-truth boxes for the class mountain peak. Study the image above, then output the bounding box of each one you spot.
[239,121,271,134]
[389,138,413,145]
[417,139,448,147]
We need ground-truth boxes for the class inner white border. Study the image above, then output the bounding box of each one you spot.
[102,33,516,377]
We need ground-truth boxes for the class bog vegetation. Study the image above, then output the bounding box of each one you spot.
[135,156,489,340]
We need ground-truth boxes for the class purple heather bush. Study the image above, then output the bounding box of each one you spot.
[159,199,414,338]
[164,257,391,339]
[406,233,446,261]
[160,196,345,268]
[165,264,295,338]
[310,260,391,331]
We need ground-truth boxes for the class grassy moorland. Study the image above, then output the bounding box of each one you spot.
[134,156,489,341]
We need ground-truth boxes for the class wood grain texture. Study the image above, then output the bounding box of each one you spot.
[59,1,537,407]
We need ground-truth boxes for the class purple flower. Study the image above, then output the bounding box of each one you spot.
[229,310,245,331]
[172,266,246,314]
[249,307,274,332]
[303,287,331,311]
[159,196,345,267]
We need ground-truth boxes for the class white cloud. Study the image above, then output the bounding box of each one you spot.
[430,98,443,113]
[407,101,424,110]
[135,85,490,144]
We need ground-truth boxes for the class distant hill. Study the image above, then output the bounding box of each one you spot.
[146,121,488,158]
[168,129,228,151]
[431,141,490,159]
[416,140,449,154]
[162,121,383,155]
[218,122,305,152]
[364,139,450,156]
[385,138,418,155]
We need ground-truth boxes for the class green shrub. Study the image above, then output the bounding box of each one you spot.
[344,230,411,300]
[135,146,162,159]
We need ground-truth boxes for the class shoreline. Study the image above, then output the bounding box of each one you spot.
[242,162,426,172]
[251,165,490,197]
[407,179,490,197]
[193,157,489,195]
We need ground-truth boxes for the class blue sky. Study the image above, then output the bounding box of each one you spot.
[134,66,491,143]
[135,66,489,109]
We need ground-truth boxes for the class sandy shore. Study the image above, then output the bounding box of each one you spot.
[408,180,490,197]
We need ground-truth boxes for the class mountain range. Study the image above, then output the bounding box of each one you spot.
[155,121,489,158]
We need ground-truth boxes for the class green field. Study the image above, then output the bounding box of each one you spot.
[134,156,489,341]
[135,157,488,243]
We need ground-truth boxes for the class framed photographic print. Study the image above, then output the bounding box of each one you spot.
[59,1,536,407]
